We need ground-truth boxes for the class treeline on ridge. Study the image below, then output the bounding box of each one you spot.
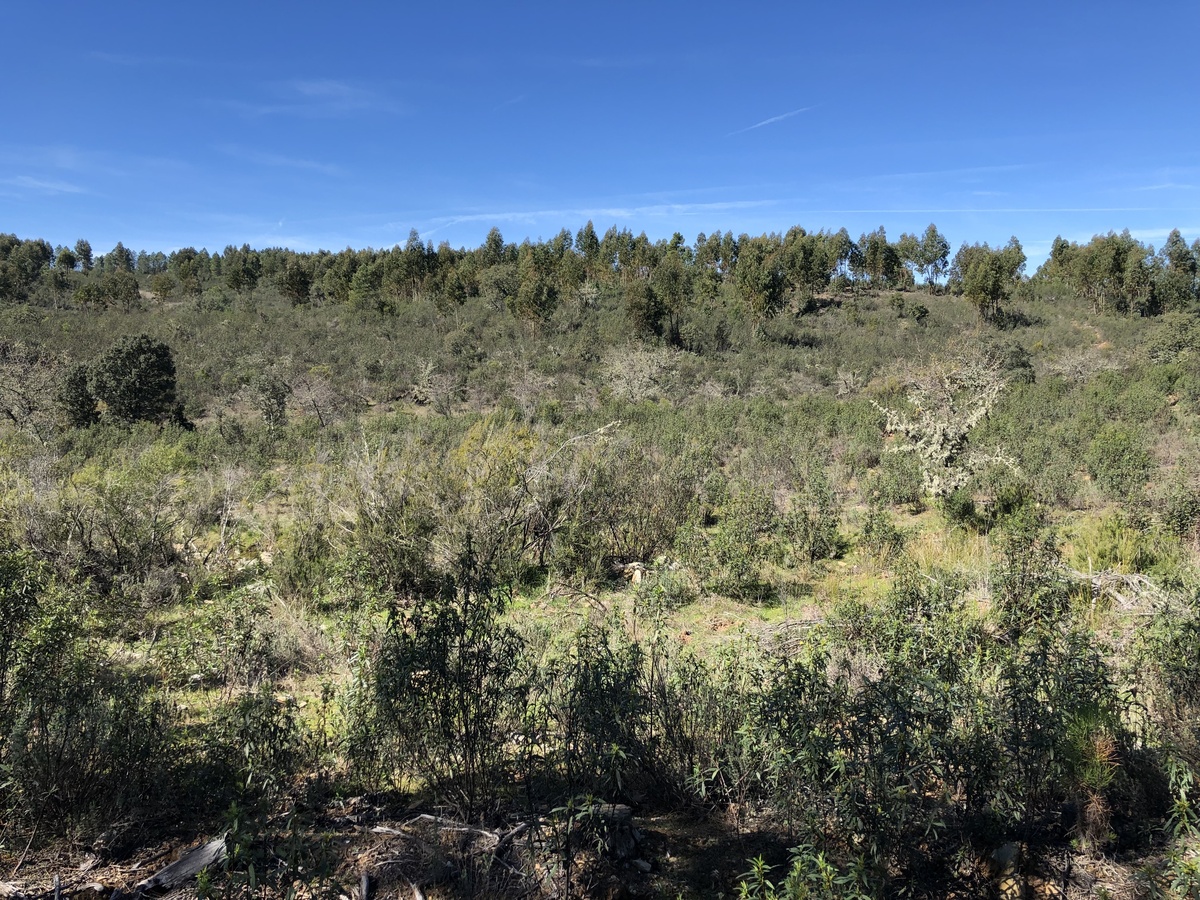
[3,223,1199,330]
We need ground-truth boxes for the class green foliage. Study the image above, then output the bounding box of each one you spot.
[163,584,293,691]
[1085,422,1152,499]
[4,220,1200,893]
[867,449,924,509]
[88,332,183,425]
[0,569,173,827]
[950,238,1025,320]
[0,551,45,741]
[56,361,99,426]
[216,685,304,801]
[681,480,776,599]
[199,804,342,900]
[533,620,651,801]
[248,372,291,431]
[737,849,874,900]
[735,235,788,320]
[779,455,842,564]
[858,503,905,560]
[351,549,528,818]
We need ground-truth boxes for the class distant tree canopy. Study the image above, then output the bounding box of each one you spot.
[1037,228,1200,315]
[1,222,1197,327]
[950,238,1026,320]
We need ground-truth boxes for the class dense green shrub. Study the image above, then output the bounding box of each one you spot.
[88,332,184,425]
[1085,422,1153,499]
[680,480,776,599]
[349,553,528,819]
[1,568,174,827]
[866,450,923,509]
[858,503,905,559]
[531,620,652,802]
[779,453,843,564]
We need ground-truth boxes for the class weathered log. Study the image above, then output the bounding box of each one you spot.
[493,822,529,860]
[134,837,226,892]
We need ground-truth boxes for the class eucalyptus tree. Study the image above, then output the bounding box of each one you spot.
[650,246,692,335]
[510,242,558,321]
[917,224,951,291]
[1156,228,1198,311]
[277,259,314,305]
[574,220,601,280]
[861,226,901,285]
[55,247,78,272]
[106,242,135,273]
[782,226,831,300]
[734,233,787,321]
[951,237,1024,321]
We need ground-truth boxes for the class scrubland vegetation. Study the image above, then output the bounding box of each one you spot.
[2,223,1200,898]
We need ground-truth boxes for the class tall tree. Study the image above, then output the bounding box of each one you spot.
[623,279,663,336]
[952,239,1023,321]
[277,260,314,306]
[782,226,831,300]
[509,244,558,321]
[55,247,78,272]
[73,239,93,272]
[916,224,950,292]
[575,221,600,280]
[224,243,261,292]
[649,250,691,336]
[107,242,134,273]
[734,234,787,320]
[168,247,204,295]
[481,227,506,267]
[896,232,921,285]
[861,226,901,285]
[1156,228,1198,311]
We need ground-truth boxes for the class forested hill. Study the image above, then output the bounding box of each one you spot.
[2,220,1200,898]
[3,224,1199,324]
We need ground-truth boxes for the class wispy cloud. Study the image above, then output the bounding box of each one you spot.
[0,175,86,194]
[0,144,191,182]
[728,106,813,136]
[0,144,91,172]
[788,207,1185,214]
[418,199,776,236]
[492,94,527,113]
[567,56,657,69]
[223,79,402,118]
[1135,182,1197,192]
[214,144,344,176]
[89,51,195,67]
[880,163,1032,180]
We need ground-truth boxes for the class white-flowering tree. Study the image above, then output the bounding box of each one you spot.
[873,352,1015,499]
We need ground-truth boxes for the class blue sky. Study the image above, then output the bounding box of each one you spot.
[2,1,1198,268]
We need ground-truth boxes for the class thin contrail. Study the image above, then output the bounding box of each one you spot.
[729,106,813,136]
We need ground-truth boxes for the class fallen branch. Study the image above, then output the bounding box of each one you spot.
[493,821,529,860]
[134,837,226,892]
[407,814,500,842]
[1067,568,1166,610]
[9,822,37,879]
